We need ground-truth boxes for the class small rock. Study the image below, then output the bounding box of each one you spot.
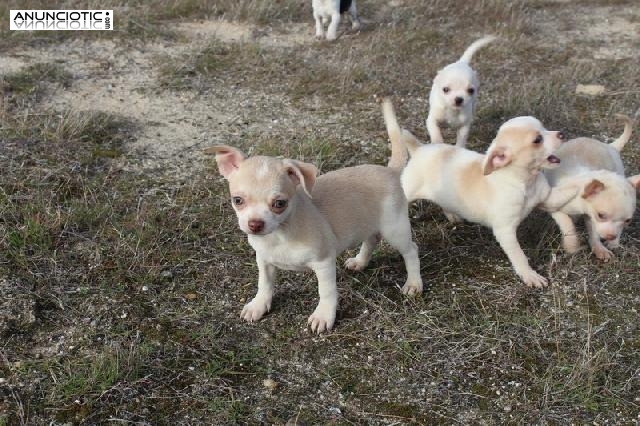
[576,84,605,96]
[185,293,197,300]
[263,378,278,392]
[504,405,512,412]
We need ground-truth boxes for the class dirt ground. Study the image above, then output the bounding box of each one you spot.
[1,0,640,424]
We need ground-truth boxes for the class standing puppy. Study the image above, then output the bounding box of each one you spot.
[544,113,640,261]
[386,100,576,287]
[426,35,496,147]
[206,116,422,333]
[312,0,361,41]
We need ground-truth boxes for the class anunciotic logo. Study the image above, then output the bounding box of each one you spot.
[10,10,113,31]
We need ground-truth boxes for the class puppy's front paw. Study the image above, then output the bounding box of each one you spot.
[315,32,324,40]
[307,303,336,334]
[593,245,614,262]
[521,270,548,288]
[344,257,367,271]
[401,279,423,296]
[240,297,271,323]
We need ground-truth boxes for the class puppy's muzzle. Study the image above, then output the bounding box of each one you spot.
[248,219,265,234]
[601,233,617,242]
[454,97,464,107]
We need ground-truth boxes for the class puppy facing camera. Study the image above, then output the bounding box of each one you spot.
[205,105,424,333]
[427,35,496,147]
[312,0,361,41]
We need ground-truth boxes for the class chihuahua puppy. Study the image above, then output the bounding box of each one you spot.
[545,113,640,261]
[312,0,361,41]
[386,101,576,287]
[206,114,422,333]
[426,35,496,147]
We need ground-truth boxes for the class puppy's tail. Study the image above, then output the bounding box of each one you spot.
[383,98,409,169]
[459,35,497,64]
[610,107,639,151]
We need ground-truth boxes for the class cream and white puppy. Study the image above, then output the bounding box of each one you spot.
[205,118,422,333]
[426,35,496,147]
[386,100,576,287]
[545,114,640,261]
[312,0,360,41]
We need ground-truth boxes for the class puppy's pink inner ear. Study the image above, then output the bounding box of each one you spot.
[582,179,605,199]
[216,149,244,177]
[285,161,317,198]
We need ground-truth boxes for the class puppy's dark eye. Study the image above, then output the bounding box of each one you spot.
[443,87,450,94]
[273,199,287,209]
[624,218,632,224]
[597,212,607,221]
[533,135,543,144]
[232,196,244,206]
[467,88,475,95]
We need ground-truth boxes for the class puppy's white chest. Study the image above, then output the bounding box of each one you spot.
[440,104,472,128]
[249,235,314,271]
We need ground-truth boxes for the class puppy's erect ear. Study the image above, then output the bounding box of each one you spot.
[628,175,640,191]
[582,179,605,199]
[204,145,246,178]
[483,147,511,175]
[283,159,318,198]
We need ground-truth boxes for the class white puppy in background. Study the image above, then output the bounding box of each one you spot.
[426,35,496,147]
[385,99,577,287]
[312,0,361,41]
[545,112,640,261]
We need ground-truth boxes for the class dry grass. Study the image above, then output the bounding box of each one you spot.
[1,0,640,424]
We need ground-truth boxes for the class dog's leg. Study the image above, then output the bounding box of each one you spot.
[540,184,579,212]
[455,123,470,147]
[326,11,341,40]
[585,217,613,261]
[345,234,379,271]
[493,226,548,288]
[550,211,581,254]
[349,1,361,29]
[241,255,276,322]
[381,218,423,296]
[426,115,444,144]
[314,11,325,39]
[308,258,338,333]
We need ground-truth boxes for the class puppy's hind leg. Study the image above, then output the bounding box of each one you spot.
[349,1,361,30]
[326,11,341,40]
[381,215,423,296]
[345,234,379,271]
[313,11,325,39]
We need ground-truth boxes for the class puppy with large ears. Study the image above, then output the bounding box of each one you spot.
[387,100,576,287]
[544,113,640,261]
[312,0,361,41]
[205,123,422,333]
[426,35,496,147]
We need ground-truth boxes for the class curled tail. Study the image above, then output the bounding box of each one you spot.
[382,98,422,169]
[610,107,638,151]
[459,35,496,63]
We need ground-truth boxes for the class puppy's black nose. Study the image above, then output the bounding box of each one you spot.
[248,219,265,233]
[558,131,566,140]
[454,97,464,106]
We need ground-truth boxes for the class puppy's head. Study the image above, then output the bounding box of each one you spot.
[206,145,317,236]
[581,174,640,247]
[432,62,478,109]
[483,116,565,175]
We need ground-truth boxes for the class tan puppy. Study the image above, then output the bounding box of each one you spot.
[545,114,640,261]
[426,35,496,147]
[385,100,575,287]
[205,119,422,333]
